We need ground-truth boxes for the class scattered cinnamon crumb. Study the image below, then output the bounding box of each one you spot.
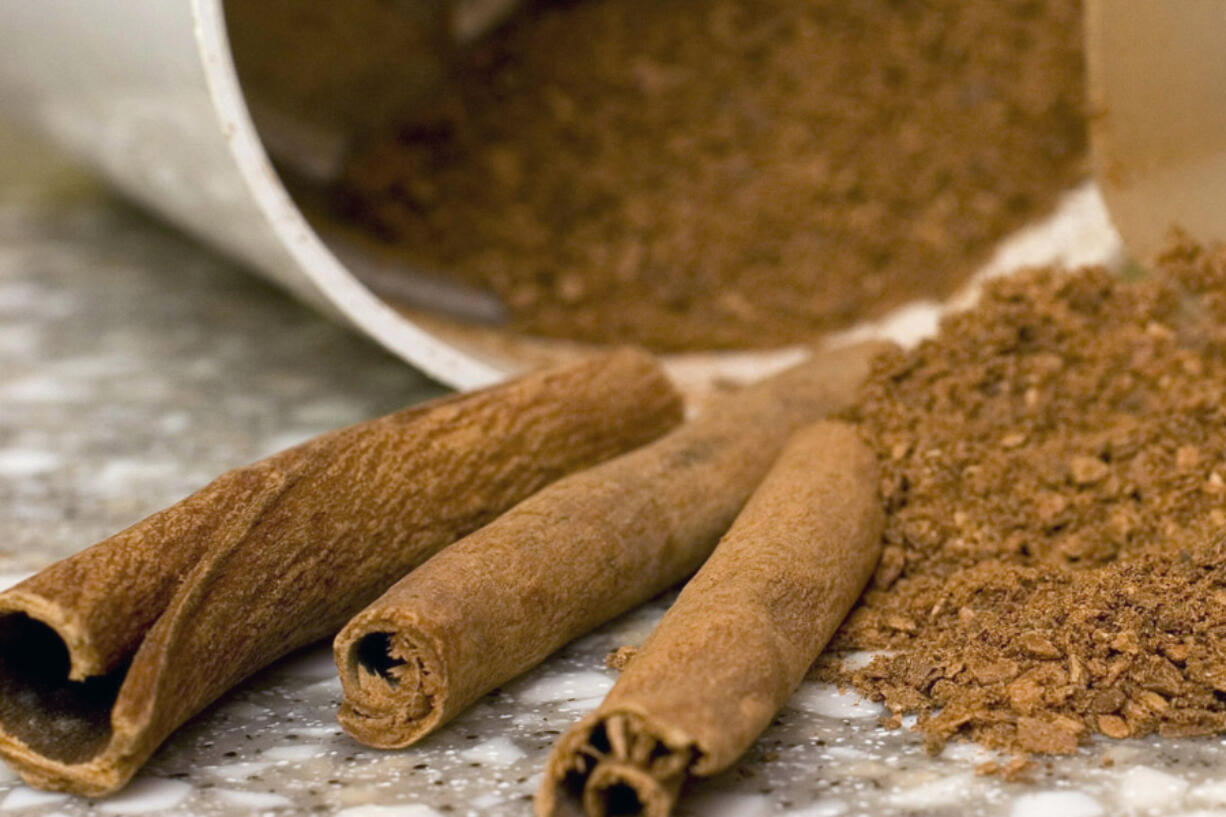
[605,646,639,671]
[977,754,1035,781]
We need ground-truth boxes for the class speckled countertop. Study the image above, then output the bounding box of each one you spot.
[3,131,1226,817]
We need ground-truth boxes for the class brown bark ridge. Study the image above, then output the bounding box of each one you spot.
[536,420,884,817]
[333,341,887,750]
[0,349,681,796]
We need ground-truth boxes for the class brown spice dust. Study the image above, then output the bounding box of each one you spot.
[819,237,1226,757]
[337,0,1087,351]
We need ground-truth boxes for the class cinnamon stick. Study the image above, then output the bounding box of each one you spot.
[333,342,887,750]
[0,349,680,796]
[536,420,883,817]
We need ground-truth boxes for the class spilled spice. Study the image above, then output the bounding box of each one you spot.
[336,0,1087,351]
[818,237,1226,757]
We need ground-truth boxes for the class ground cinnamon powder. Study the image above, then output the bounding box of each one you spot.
[818,238,1226,759]
[336,0,1086,351]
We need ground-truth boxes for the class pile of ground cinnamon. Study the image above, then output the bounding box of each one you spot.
[336,0,1086,351]
[819,237,1226,758]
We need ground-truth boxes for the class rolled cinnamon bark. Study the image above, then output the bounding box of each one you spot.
[537,420,884,817]
[334,341,887,750]
[0,349,680,796]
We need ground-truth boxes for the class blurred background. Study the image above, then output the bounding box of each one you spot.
[0,117,440,575]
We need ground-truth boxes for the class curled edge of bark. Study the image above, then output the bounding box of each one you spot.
[0,597,130,796]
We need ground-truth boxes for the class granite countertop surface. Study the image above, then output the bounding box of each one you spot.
[2,134,1225,817]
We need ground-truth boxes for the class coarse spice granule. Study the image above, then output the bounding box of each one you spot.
[818,237,1226,759]
[336,0,1087,351]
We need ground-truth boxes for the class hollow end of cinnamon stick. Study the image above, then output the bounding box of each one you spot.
[583,761,678,817]
[335,616,448,749]
[539,711,692,817]
[0,606,126,794]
